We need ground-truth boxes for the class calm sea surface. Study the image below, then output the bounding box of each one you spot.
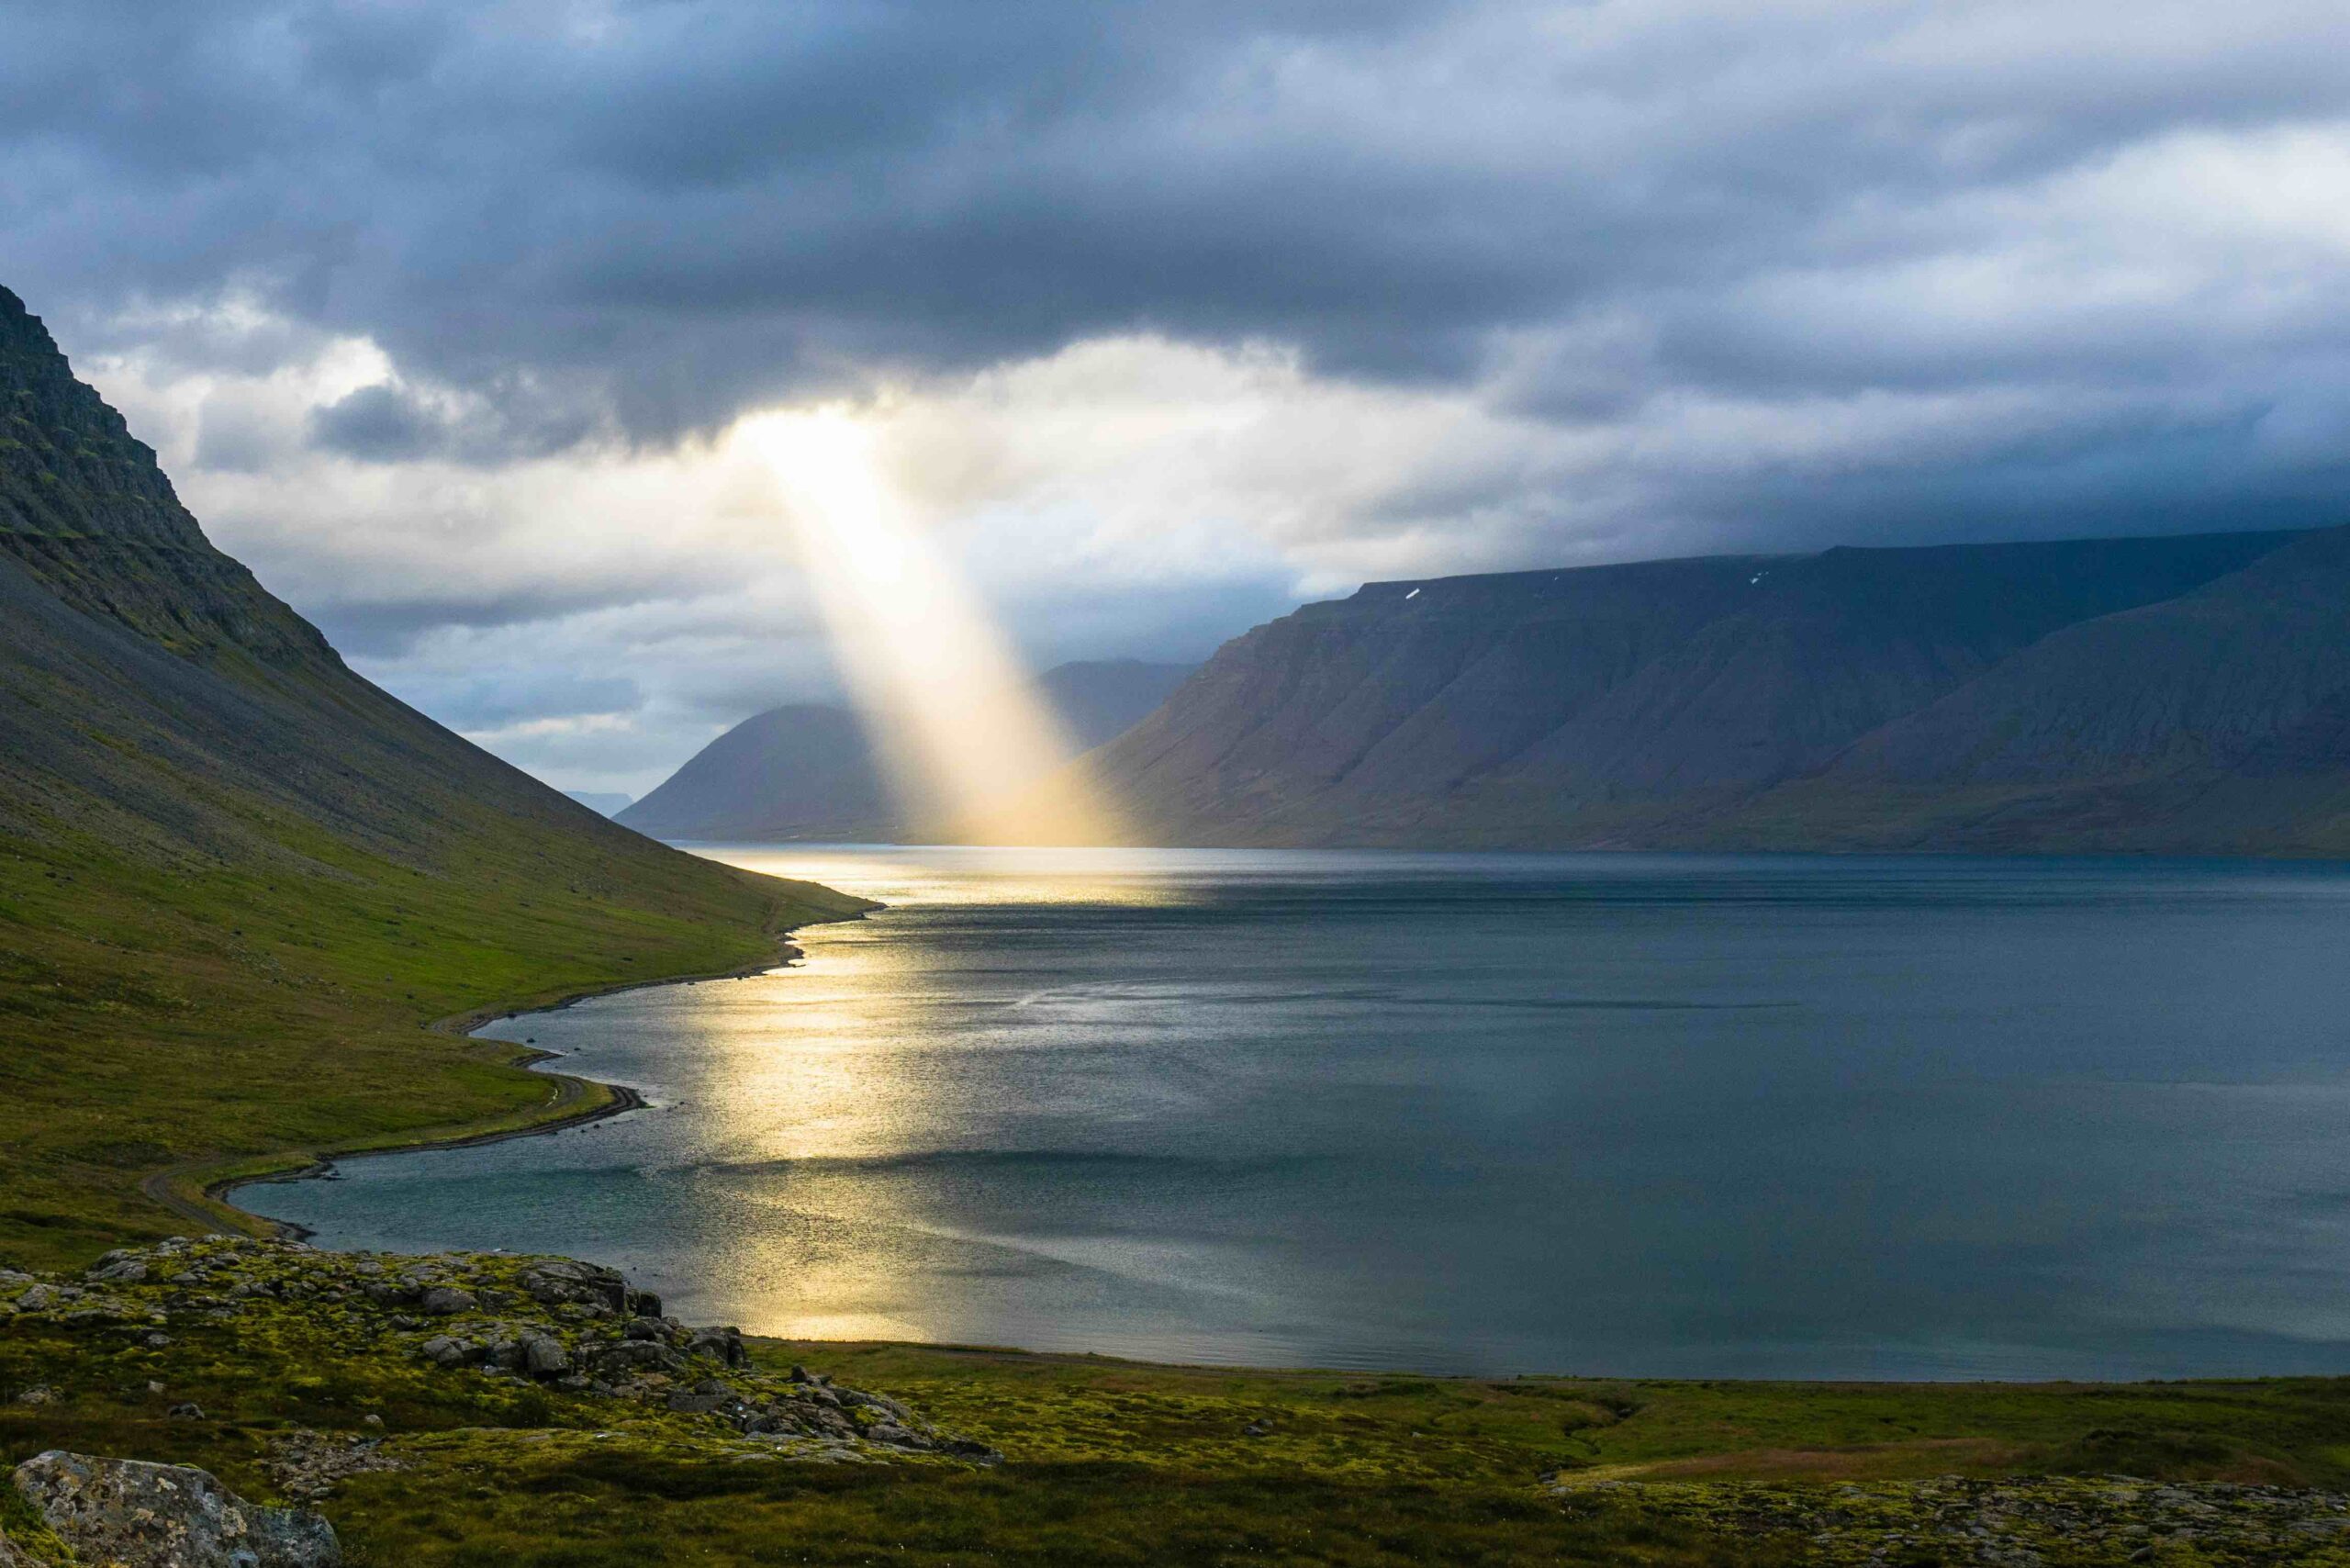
[255,848,2350,1379]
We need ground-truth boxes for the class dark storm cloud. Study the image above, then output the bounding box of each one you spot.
[9,1,2337,447]
[309,384,445,462]
[305,377,599,465]
[307,578,713,659]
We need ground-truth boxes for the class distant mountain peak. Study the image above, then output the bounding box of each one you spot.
[620,658,1198,844]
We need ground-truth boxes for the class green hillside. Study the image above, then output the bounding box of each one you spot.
[0,284,871,1270]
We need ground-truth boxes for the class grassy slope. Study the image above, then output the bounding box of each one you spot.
[0,284,874,1269]
[0,815,865,1271]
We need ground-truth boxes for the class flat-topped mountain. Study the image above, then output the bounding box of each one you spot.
[619,658,1193,842]
[1081,528,2350,854]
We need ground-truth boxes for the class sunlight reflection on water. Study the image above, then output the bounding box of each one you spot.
[258,847,2350,1378]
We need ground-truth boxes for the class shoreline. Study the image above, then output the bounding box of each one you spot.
[145,922,859,1242]
[216,1063,653,1243]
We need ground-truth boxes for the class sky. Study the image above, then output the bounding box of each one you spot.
[8,0,2349,795]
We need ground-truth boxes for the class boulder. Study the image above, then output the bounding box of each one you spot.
[11,1450,340,1567]
[475,1334,523,1372]
[518,1260,629,1315]
[582,1338,683,1378]
[417,1286,476,1316]
[839,1389,917,1425]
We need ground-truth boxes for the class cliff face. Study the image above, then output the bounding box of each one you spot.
[1084,527,2350,853]
[0,286,331,667]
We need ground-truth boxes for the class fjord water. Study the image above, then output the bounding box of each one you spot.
[261,849,2350,1379]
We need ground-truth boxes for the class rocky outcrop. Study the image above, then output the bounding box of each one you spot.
[2,1238,997,1463]
[11,1450,339,1568]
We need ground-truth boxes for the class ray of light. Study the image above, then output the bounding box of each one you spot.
[733,409,1122,846]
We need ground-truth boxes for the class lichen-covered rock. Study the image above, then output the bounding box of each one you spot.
[419,1334,469,1367]
[263,1431,404,1506]
[518,1258,631,1316]
[417,1285,476,1316]
[522,1332,571,1376]
[84,1250,151,1285]
[12,1450,340,1567]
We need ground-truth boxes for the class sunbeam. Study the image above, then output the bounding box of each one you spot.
[734,409,1123,845]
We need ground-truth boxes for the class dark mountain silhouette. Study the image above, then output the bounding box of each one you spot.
[618,705,894,843]
[0,279,860,932]
[1080,528,2350,854]
[619,659,1194,842]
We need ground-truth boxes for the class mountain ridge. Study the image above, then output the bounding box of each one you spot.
[1078,526,2346,853]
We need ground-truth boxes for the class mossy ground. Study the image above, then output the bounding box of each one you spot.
[795,1345,2350,1492]
[9,1242,2350,1566]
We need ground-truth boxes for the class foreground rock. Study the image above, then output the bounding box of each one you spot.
[2,1238,996,1463]
[12,1450,338,1567]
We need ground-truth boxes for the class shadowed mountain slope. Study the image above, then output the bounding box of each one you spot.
[1736,525,2350,853]
[0,284,869,1264]
[1081,528,2344,852]
[617,704,892,843]
[619,658,1193,842]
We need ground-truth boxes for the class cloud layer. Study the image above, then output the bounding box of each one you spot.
[10,0,2350,790]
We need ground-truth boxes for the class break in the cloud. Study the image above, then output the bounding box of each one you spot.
[10,0,2350,790]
